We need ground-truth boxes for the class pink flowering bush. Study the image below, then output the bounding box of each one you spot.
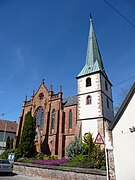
[32,158,68,166]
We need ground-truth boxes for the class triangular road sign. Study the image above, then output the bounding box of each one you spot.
[94,132,104,144]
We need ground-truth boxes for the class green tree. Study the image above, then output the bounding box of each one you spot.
[18,111,36,158]
[83,132,95,161]
[6,136,10,150]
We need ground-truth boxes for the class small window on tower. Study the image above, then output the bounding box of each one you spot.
[86,95,92,105]
[105,81,108,91]
[106,98,109,109]
[86,78,91,87]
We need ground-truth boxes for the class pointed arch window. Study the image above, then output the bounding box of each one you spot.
[86,95,92,105]
[86,77,91,87]
[35,107,44,129]
[51,109,56,129]
[69,109,72,129]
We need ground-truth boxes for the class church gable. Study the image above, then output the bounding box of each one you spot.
[33,80,49,102]
[31,80,50,115]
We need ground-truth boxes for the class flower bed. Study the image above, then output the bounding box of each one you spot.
[32,159,68,166]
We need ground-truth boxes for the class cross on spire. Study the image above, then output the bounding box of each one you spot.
[90,13,92,22]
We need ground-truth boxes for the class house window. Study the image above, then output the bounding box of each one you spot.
[35,107,44,129]
[51,110,56,129]
[105,81,108,91]
[86,77,91,87]
[86,95,92,105]
[106,98,109,109]
[69,109,72,129]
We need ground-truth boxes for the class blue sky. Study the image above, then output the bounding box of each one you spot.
[0,0,135,121]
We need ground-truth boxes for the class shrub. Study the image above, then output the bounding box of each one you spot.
[50,155,58,160]
[36,152,45,160]
[70,154,85,163]
[66,136,84,159]
[17,157,34,163]
[90,145,106,169]
[65,132,106,170]
[83,132,95,161]
[0,149,15,159]
[62,154,86,167]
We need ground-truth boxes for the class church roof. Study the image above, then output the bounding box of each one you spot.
[109,82,135,130]
[0,119,17,133]
[63,96,77,107]
[77,17,107,78]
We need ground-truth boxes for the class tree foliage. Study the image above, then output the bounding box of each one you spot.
[83,132,95,161]
[90,145,106,169]
[66,132,106,170]
[18,111,36,158]
[66,136,84,159]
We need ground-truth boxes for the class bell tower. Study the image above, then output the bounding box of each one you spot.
[76,16,114,139]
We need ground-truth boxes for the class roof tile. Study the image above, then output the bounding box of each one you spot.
[0,119,17,133]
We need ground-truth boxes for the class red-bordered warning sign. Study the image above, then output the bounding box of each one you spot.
[94,132,104,144]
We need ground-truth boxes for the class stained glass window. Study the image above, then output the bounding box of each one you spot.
[35,107,44,129]
[51,110,56,129]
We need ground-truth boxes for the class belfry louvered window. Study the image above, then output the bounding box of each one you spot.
[86,77,91,87]
[69,109,72,129]
[35,107,44,129]
[51,110,56,129]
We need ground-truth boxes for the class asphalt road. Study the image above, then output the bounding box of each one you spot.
[0,173,48,180]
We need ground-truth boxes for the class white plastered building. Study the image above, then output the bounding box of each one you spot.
[110,82,135,180]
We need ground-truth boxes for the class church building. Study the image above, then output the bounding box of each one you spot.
[14,17,114,158]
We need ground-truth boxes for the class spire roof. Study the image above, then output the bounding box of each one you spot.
[77,17,107,78]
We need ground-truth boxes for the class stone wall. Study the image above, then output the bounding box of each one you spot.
[13,162,107,180]
[107,149,116,180]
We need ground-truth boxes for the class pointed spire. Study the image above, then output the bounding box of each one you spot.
[77,16,106,78]
[25,95,27,102]
[31,90,35,99]
[23,95,27,105]
[60,85,62,92]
